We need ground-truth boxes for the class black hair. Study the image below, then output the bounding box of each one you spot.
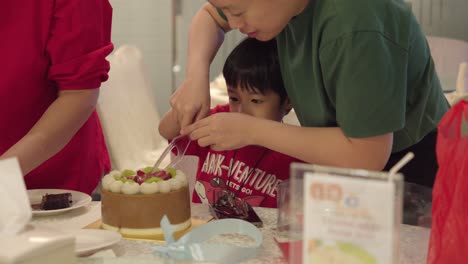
[222,38,287,103]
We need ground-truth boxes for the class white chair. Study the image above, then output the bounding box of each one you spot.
[97,45,199,196]
[97,45,167,171]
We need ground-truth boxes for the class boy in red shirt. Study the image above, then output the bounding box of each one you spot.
[159,38,301,208]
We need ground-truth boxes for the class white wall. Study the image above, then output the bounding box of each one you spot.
[174,0,244,89]
[109,0,173,114]
[406,0,468,42]
[109,0,243,114]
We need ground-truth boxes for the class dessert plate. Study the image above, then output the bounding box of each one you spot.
[73,229,122,256]
[28,189,92,216]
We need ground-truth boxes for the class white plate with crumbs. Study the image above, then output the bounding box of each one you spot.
[28,189,92,216]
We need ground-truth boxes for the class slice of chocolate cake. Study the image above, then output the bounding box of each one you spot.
[39,193,72,210]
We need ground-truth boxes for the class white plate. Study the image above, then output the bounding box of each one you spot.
[28,189,92,216]
[73,229,122,256]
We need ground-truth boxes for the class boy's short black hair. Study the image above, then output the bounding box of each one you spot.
[223,38,287,103]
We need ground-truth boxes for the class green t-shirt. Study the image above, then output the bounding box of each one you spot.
[218,0,449,152]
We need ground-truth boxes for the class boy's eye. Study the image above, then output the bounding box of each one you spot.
[251,99,263,104]
[229,97,239,102]
[230,12,244,17]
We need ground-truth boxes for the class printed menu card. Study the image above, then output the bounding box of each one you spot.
[289,164,403,264]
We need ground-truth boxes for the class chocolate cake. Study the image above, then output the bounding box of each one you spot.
[210,189,263,227]
[39,193,72,210]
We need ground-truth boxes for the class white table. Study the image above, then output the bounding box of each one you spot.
[31,202,430,263]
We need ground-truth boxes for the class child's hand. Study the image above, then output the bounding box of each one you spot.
[170,77,211,129]
[181,112,258,151]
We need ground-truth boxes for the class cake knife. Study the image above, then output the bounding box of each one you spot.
[148,135,190,174]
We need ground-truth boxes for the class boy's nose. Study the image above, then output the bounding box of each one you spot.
[228,17,245,30]
[234,104,243,113]
[236,104,251,115]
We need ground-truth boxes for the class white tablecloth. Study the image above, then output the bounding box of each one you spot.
[31,202,430,263]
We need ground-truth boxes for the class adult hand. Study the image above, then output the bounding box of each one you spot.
[181,112,259,151]
[170,76,211,129]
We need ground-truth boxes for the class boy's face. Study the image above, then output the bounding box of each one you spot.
[209,0,304,41]
[228,86,289,121]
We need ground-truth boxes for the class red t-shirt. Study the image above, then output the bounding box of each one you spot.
[0,0,113,194]
[178,105,302,208]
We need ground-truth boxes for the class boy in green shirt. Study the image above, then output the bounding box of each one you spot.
[170,0,449,187]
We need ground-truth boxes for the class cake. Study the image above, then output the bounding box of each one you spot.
[32,193,72,210]
[100,166,191,239]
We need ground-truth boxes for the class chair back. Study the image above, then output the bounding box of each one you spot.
[97,45,166,170]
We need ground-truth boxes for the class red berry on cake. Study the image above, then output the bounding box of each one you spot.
[133,175,145,185]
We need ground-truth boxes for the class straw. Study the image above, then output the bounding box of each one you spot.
[456,62,467,95]
[388,152,415,181]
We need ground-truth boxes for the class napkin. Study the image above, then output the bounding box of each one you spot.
[0,158,31,235]
[0,158,76,264]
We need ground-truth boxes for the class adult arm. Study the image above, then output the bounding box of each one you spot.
[182,112,392,171]
[169,3,231,129]
[1,89,99,174]
[159,108,181,140]
[252,119,393,170]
